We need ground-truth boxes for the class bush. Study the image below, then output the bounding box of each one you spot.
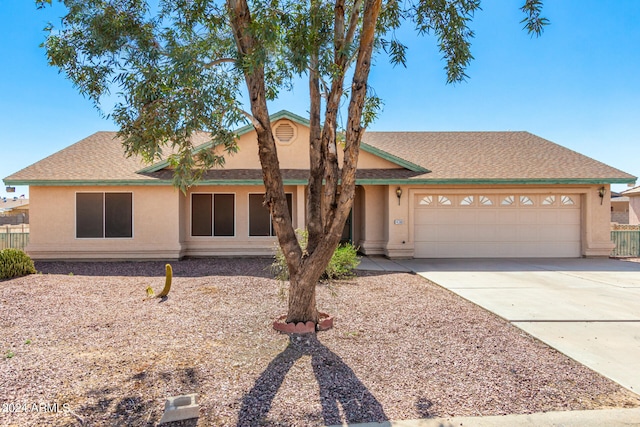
[324,243,360,280]
[270,229,360,282]
[0,249,36,280]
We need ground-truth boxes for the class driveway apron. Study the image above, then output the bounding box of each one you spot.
[395,258,640,394]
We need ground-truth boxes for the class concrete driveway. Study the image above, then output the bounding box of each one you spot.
[390,258,640,394]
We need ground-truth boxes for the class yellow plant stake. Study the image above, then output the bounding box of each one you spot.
[157,263,173,297]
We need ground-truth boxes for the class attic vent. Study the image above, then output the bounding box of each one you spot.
[274,121,296,145]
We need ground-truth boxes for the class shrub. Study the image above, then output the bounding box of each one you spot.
[270,229,360,282]
[324,243,360,280]
[0,249,37,280]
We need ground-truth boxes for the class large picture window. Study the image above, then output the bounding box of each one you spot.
[249,193,292,236]
[191,193,235,237]
[76,192,132,238]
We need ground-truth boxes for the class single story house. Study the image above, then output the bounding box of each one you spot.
[3,110,636,260]
[622,186,640,225]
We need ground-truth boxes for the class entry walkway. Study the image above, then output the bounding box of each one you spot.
[359,257,640,394]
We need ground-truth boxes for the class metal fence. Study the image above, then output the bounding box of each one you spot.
[611,230,640,257]
[0,228,29,251]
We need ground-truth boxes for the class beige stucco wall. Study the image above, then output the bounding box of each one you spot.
[630,196,640,225]
[27,186,183,260]
[357,185,387,255]
[27,182,616,260]
[213,118,400,170]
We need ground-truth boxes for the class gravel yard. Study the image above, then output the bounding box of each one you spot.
[1,258,638,426]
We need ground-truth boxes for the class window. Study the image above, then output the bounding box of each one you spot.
[76,192,132,238]
[460,195,474,206]
[520,195,534,206]
[249,193,292,236]
[419,196,432,205]
[438,195,452,206]
[191,193,235,237]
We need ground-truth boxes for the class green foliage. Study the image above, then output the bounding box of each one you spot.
[324,243,360,280]
[5,349,15,359]
[0,249,36,280]
[271,229,360,282]
[38,1,548,188]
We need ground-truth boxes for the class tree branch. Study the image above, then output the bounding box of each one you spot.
[202,57,236,68]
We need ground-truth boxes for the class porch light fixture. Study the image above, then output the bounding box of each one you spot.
[396,187,403,205]
[598,186,606,205]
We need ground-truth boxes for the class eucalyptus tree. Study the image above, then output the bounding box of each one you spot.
[37,0,546,325]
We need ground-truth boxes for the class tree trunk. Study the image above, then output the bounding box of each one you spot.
[286,266,321,324]
[228,0,382,326]
[286,232,339,323]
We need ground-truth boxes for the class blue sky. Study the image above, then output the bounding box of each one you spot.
[1,0,639,199]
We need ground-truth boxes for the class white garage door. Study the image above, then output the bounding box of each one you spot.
[414,194,581,258]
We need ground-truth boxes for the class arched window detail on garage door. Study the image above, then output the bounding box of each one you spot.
[561,195,575,205]
[542,195,556,205]
[460,196,474,206]
[501,195,515,206]
[419,196,433,205]
[479,196,493,206]
[520,196,534,206]
[438,196,452,206]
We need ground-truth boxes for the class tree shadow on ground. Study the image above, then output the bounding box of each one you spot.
[237,334,387,426]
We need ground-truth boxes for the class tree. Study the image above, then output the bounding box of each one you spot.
[37,0,546,325]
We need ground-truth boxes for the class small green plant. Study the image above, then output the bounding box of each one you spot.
[0,249,36,280]
[5,349,15,359]
[25,339,32,345]
[270,229,360,282]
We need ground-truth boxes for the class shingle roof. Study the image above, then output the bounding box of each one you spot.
[622,186,640,196]
[4,128,636,185]
[361,131,635,181]
[4,131,209,183]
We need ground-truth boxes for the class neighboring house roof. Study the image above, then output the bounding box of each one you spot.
[4,111,636,186]
[622,185,640,196]
[0,198,29,213]
[611,196,630,203]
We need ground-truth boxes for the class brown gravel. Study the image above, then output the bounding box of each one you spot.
[1,258,639,426]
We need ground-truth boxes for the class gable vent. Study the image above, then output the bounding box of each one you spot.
[275,122,296,144]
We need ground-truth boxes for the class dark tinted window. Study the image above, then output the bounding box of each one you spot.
[192,194,213,236]
[249,194,270,236]
[250,193,292,237]
[76,193,103,238]
[76,193,132,238]
[214,194,235,236]
[105,193,132,238]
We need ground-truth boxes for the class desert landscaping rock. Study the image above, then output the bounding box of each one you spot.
[1,258,638,426]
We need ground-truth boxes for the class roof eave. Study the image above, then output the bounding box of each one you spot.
[360,143,429,173]
[6,177,635,187]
